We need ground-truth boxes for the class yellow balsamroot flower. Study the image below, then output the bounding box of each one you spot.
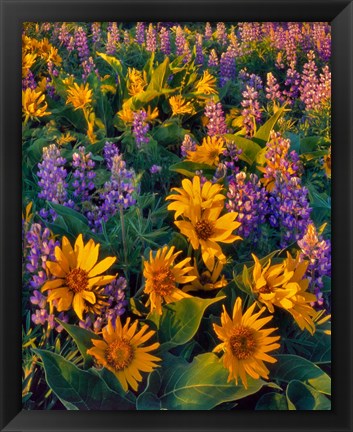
[213,297,280,389]
[143,246,196,315]
[174,201,241,272]
[42,234,117,320]
[127,67,147,97]
[183,260,227,292]
[251,252,317,334]
[169,95,195,116]
[66,82,93,111]
[118,103,135,124]
[22,52,37,77]
[194,71,218,96]
[166,175,225,220]
[186,136,226,167]
[22,88,51,121]
[56,132,76,146]
[87,317,161,392]
[323,147,331,178]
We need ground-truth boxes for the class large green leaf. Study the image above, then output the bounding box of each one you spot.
[223,134,262,165]
[271,355,331,395]
[159,353,266,410]
[149,297,225,351]
[255,392,288,410]
[152,120,187,146]
[286,380,331,410]
[253,106,287,146]
[34,349,135,410]
[169,161,215,178]
[57,320,100,368]
[147,57,170,92]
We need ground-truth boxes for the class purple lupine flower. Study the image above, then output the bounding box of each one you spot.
[30,290,47,309]
[87,152,138,230]
[103,141,120,170]
[135,22,145,44]
[298,223,331,306]
[106,22,119,55]
[212,162,227,183]
[226,172,268,238]
[238,22,261,44]
[32,309,48,326]
[208,49,219,67]
[195,33,204,65]
[58,23,71,48]
[146,23,157,53]
[268,175,312,247]
[82,57,98,81]
[47,60,59,78]
[103,276,128,322]
[55,312,69,333]
[67,36,75,52]
[132,110,150,148]
[175,26,186,57]
[150,164,162,174]
[25,222,59,289]
[159,26,171,55]
[182,41,192,63]
[219,50,236,87]
[22,71,37,90]
[204,22,212,40]
[91,22,101,45]
[241,85,262,137]
[317,65,331,105]
[204,99,228,136]
[37,144,68,204]
[284,30,297,67]
[283,67,300,104]
[265,72,284,104]
[123,30,130,45]
[299,50,319,111]
[223,141,242,173]
[216,22,227,46]
[72,146,96,200]
[74,26,89,62]
[180,134,197,157]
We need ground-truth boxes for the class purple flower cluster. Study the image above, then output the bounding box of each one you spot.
[265,72,284,104]
[74,26,89,62]
[72,146,96,200]
[25,222,58,289]
[103,141,120,170]
[132,110,150,148]
[58,23,71,48]
[175,26,186,57]
[216,22,228,46]
[241,85,262,137]
[226,172,268,238]
[146,24,157,53]
[22,71,37,90]
[150,164,162,174]
[195,33,204,65]
[298,223,331,306]
[222,141,242,173]
[82,57,98,81]
[204,99,228,136]
[219,50,236,87]
[106,22,119,55]
[159,27,171,55]
[135,22,145,45]
[37,144,68,204]
[299,51,319,111]
[204,22,212,41]
[180,134,197,157]
[208,49,219,67]
[91,22,101,45]
[268,176,312,247]
[283,67,300,104]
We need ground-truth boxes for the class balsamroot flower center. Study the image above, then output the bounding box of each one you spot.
[105,339,135,371]
[152,266,176,296]
[199,273,212,285]
[258,284,273,294]
[229,326,257,360]
[66,268,89,293]
[195,220,214,240]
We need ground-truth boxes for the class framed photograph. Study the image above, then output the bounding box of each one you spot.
[1,0,352,431]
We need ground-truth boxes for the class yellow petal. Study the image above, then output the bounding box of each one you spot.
[88,257,116,278]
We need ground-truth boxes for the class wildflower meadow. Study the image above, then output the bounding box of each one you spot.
[22,22,331,410]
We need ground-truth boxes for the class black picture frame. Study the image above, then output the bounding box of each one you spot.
[1,0,352,431]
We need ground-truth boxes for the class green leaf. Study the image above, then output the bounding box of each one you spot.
[300,136,330,154]
[159,353,266,410]
[253,106,287,146]
[223,134,262,165]
[26,138,50,166]
[147,57,170,92]
[49,203,90,237]
[152,121,187,146]
[169,161,215,178]
[57,320,100,368]
[286,380,331,410]
[271,355,331,395]
[149,297,225,350]
[255,392,288,410]
[33,349,135,410]
[306,185,331,210]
